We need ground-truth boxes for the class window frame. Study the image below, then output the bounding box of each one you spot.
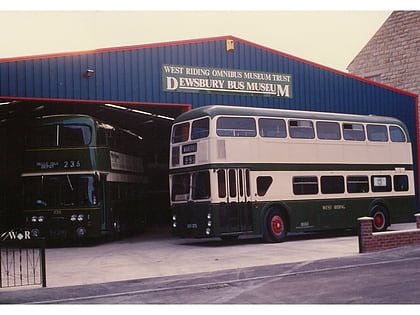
[288,120,315,139]
[320,176,345,194]
[191,117,210,140]
[342,123,366,141]
[216,117,257,137]
[292,176,319,195]
[316,121,341,140]
[367,124,388,142]
[258,118,287,138]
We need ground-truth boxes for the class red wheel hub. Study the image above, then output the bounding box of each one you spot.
[271,215,284,235]
[374,213,385,229]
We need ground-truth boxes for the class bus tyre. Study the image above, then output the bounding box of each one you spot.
[370,205,389,232]
[263,208,288,243]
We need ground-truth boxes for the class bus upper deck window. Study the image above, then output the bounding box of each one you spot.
[216,117,256,137]
[172,122,190,143]
[191,118,210,140]
[26,125,57,147]
[259,118,287,138]
[60,124,92,146]
[343,123,365,141]
[367,124,388,142]
[289,120,315,139]
[316,121,341,140]
[389,126,407,142]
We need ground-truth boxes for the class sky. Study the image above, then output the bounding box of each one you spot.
[0,1,417,72]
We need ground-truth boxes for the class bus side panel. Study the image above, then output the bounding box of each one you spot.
[284,196,416,233]
[385,196,416,224]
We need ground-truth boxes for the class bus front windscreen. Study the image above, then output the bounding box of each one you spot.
[23,174,100,208]
[26,124,92,147]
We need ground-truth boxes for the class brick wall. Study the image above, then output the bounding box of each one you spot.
[347,11,420,97]
[358,214,420,253]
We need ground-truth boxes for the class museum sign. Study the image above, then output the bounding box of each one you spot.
[162,64,292,98]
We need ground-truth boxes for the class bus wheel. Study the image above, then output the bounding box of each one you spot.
[263,208,288,243]
[370,205,389,232]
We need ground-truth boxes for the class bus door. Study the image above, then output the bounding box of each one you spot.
[219,169,253,232]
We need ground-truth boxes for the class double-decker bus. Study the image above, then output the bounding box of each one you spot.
[169,105,415,242]
[22,114,148,240]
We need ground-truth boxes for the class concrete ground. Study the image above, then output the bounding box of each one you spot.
[0,222,416,290]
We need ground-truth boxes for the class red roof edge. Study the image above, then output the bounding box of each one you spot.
[0,95,191,111]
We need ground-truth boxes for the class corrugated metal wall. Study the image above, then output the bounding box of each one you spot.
[0,37,416,108]
[0,35,418,167]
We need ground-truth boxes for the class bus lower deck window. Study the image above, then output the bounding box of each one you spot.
[321,176,345,194]
[394,175,409,191]
[171,174,190,201]
[371,175,392,192]
[257,176,273,196]
[347,176,369,193]
[217,170,226,198]
[192,171,210,200]
[293,176,318,195]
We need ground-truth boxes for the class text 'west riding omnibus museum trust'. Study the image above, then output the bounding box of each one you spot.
[0,36,418,232]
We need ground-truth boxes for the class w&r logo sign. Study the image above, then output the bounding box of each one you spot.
[1,229,31,241]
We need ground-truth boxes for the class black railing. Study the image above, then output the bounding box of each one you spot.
[0,234,46,288]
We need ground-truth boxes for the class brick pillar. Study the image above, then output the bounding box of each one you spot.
[415,213,420,229]
[358,217,373,253]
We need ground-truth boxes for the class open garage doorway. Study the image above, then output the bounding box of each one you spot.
[0,99,190,233]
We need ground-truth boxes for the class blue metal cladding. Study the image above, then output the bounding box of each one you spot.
[0,35,417,149]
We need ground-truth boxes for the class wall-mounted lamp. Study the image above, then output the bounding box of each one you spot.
[226,40,235,52]
[84,69,95,78]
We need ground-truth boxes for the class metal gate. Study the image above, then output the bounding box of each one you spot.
[0,234,46,288]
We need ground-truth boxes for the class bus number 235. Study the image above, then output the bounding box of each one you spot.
[64,160,81,168]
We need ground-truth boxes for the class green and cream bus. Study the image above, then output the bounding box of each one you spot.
[22,114,148,240]
[169,105,415,242]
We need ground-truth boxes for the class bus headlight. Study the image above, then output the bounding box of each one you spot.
[70,214,77,222]
[205,228,211,235]
[77,214,85,221]
[31,216,45,223]
[76,227,86,238]
[31,228,41,238]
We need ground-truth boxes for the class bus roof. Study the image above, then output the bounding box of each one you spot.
[174,105,406,127]
[34,114,96,125]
